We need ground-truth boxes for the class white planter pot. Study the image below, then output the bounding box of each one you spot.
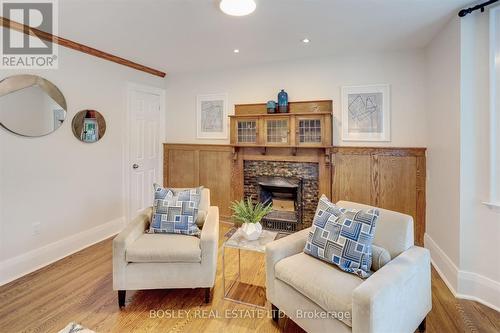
[240,222,262,241]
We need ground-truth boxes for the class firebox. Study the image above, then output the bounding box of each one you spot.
[258,176,303,233]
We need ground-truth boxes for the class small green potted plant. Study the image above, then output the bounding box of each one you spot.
[231,197,273,240]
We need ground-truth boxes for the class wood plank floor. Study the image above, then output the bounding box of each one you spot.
[0,222,498,333]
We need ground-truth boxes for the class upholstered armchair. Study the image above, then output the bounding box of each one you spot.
[113,188,219,307]
[266,201,431,333]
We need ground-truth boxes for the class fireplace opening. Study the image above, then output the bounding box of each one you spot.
[258,176,303,233]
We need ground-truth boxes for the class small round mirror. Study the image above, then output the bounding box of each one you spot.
[0,75,67,137]
[71,110,106,143]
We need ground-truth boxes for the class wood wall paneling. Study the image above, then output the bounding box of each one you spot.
[332,154,372,205]
[167,149,198,187]
[416,155,427,247]
[331,147,426,245]
[376,155,417,219]
[198,150,233,217]
[164,144,426,245]
[164,144,233,218]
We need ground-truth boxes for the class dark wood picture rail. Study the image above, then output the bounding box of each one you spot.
[0,17,166,78]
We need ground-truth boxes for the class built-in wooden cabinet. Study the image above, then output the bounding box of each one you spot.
[235,118,259,145]
[295,114,331,147]
[230,106,332,147]
[264,116,290,145]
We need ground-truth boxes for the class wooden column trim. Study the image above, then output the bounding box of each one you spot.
[0,17,166,78]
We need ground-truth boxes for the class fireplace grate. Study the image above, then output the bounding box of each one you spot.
[262,210,298,233]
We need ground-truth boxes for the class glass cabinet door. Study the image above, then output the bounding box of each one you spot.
[236,119,258,144]
[297,117,322,145]
[265,118,289,145]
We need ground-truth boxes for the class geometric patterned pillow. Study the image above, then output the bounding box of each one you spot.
[148,184,203,236]
[304,195,379,278]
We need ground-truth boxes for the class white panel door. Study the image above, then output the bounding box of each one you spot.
[129,89,161,220]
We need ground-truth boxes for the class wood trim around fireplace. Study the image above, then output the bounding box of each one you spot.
[163,143,426,245]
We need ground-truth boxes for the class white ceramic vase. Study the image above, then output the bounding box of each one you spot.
[241,222,263,241]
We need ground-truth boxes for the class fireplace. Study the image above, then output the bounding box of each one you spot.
[258,176,303,233]
[243,160,319,232]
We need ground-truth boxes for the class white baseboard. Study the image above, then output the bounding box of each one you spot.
[424,233,460,293]
[424,233,500,312]
[0,217,125,286]
[457,271,500,312]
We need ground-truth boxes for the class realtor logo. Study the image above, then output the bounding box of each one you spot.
[1,0,58,68]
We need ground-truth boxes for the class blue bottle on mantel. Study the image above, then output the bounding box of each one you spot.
[277,89,289,113]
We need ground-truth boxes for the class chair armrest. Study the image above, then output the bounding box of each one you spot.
[112,208,151,290]
[200,206,219,285]
[352,246,431,333]
[265,227,310,300]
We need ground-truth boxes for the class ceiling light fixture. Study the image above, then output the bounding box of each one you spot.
[233,49,240,53]
[220,0,256,16]
[302,38,310,44]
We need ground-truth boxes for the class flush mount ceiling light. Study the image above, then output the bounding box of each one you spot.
[220,0,256,16]
[233,49,240,53]
[302,38,310,44]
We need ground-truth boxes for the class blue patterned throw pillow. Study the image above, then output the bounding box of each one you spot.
[304,195,379,278]
[149,185,203,236]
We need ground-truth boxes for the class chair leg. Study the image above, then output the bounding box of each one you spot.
[271,304,279,323]
[204,287,213,303]
[418,317,426,332]
[118,290,126,308]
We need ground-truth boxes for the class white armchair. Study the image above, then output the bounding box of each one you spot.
[266,201,431,333]
[113,188,219,307]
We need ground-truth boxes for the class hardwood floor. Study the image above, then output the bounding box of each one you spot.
[0,222,498,333]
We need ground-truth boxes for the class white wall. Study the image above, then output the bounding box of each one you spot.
[0,46,165,285]
[492,9,500,203]
[459,10,500,309]
[425,12,500,311]
[424,16,462,290]
[165,51,427,147]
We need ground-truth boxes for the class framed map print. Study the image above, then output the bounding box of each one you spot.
[196,93,228,139]
[341,84,391,141]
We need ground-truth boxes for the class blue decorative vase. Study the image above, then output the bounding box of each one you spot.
[266,100,276,113]
[277,89,288,113]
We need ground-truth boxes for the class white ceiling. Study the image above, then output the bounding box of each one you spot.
[59,0,472,74]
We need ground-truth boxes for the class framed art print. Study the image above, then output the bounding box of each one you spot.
[341,84,391,141]
[196,93,228,139]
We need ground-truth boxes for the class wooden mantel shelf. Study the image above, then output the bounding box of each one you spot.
[230,144,332,148]
[229,111,332,118]
[230,144,332,165]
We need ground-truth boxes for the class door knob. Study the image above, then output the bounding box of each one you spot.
[132,164,139,169]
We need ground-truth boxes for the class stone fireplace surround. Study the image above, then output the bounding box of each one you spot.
[243,160,320,229]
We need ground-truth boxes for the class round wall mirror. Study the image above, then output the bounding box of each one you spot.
[71,110,106,143]
[0,74,67,137]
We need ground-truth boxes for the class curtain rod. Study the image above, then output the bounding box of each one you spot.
[458,0,499,17]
